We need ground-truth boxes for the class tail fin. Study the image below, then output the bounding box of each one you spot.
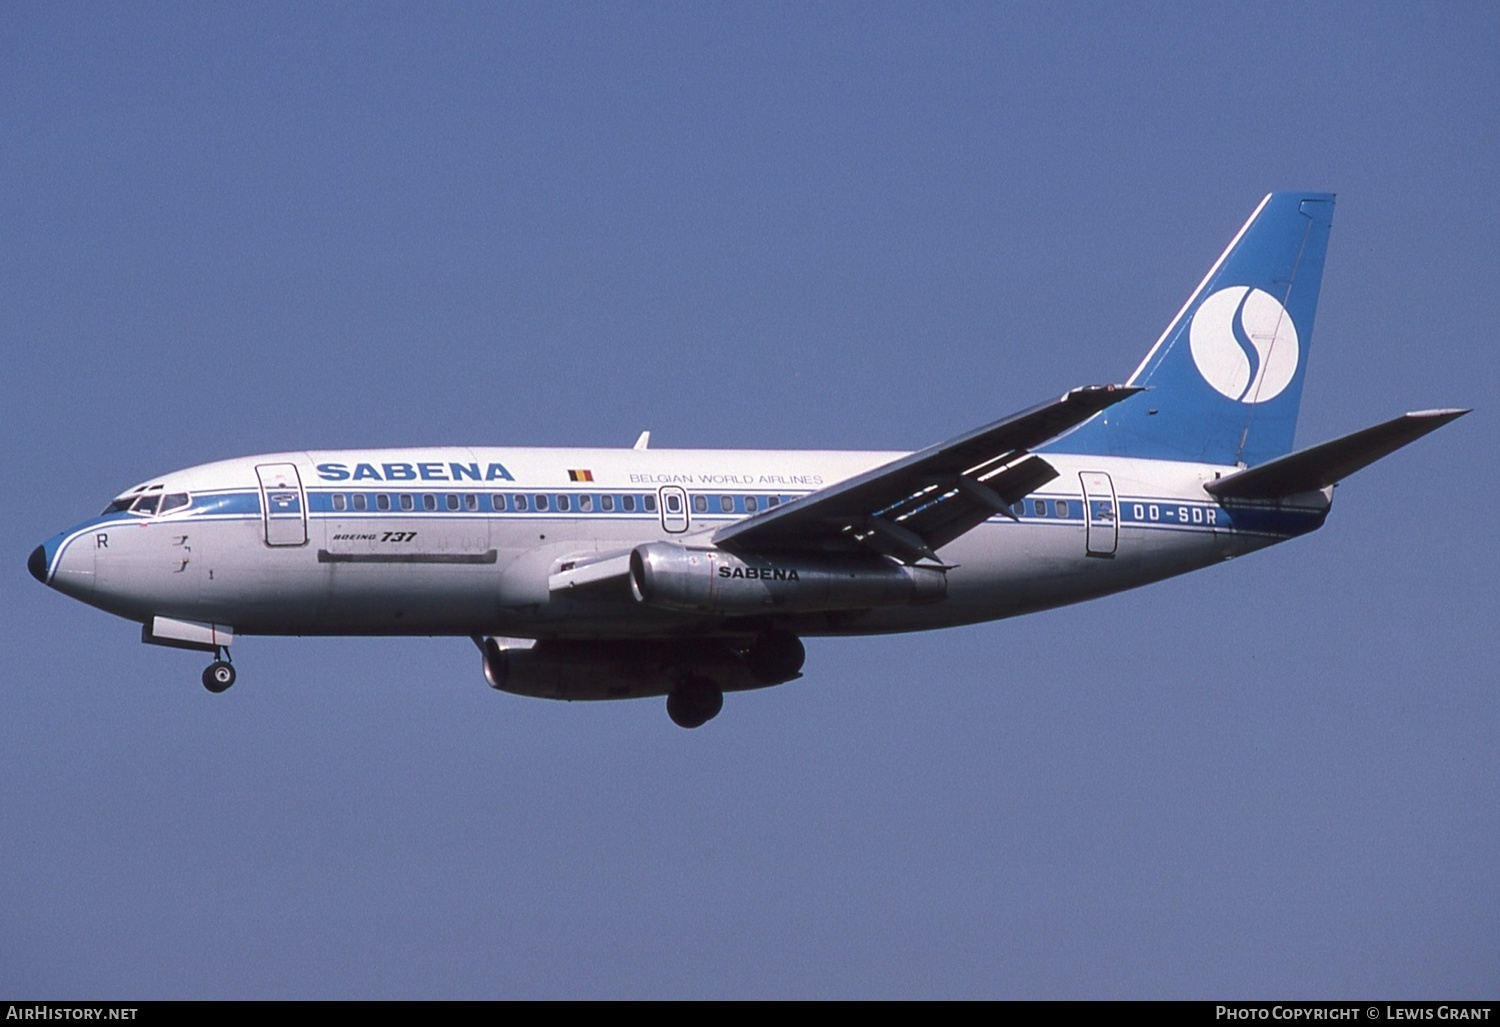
[1055,192,1335,466]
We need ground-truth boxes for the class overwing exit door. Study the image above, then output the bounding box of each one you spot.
[659,486,689,533]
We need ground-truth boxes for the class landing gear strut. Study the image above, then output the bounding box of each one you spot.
[202,648,235,693]
[667,675,723,729]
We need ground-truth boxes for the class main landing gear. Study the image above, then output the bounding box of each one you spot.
[745,631,805,686]
[202,648,235,693]
[667,675,723,729]
[663,632,807,728]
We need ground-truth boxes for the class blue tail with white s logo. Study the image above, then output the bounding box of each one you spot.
[1055,192,1335,467]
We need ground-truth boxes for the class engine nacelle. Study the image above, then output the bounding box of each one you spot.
[629,542,947,615]
[481,637,757,700]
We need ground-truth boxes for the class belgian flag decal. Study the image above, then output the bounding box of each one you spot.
[567,469,595,482]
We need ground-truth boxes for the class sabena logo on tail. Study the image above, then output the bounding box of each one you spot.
[1188,286,1299,403]
[1047,192,1334,466]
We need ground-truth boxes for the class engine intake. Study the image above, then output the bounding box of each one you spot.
[629,542,946,615]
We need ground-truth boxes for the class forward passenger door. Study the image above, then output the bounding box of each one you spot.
[256,464,308,547]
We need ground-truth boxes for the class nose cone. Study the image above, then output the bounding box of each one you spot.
[28,544,47,584]
[33,526,99,600]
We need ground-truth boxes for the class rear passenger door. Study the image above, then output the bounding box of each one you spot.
[1079,471,1118,557]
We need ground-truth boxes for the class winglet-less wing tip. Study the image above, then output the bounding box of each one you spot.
[1064,383,1144,405]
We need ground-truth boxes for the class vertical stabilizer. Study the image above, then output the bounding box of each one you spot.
[1054,193,1335,466]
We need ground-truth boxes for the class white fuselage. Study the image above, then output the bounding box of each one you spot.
[37,445,1330,642]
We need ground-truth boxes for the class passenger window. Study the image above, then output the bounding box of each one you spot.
[579,494,593,512]
[622,495,635,512]
[400,494,414,511]
[644,494,656,512]
[491,494,504,511]
[513,494,528,512]
[377,494,391,511]
[1055,500,1068,518]
[445,494,459,511]
[535,495,549,512]
[745,496,758,513]
[693,494,708,513]
[720,495,733,513]
[1034,499,1047,517]
[600,494,614,512]
[557,494,570,512]
[666,494,681,513]
[767,495,780,508]
[423,494,437,511]
[353,494,368,512]
[465,494,478,511]
[332,494,347,512]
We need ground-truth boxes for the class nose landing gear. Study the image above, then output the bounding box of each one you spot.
[202,648,235,693]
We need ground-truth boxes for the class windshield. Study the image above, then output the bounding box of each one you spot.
[102,490,191,517]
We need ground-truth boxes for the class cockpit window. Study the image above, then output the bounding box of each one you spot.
[104,490,190,516]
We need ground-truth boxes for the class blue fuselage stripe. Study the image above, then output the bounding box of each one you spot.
[99,487,1321,542]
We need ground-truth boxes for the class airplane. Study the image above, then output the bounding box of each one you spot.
[28,192,1468,727]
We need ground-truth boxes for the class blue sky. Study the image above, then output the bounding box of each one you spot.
[5,3,1496,998]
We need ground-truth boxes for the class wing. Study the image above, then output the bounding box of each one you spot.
[713,384,1141,563]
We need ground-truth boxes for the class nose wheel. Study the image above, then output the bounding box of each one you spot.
[202,651,235,693]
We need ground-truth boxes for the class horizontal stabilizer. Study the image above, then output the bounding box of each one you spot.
[1205,409,1469,500]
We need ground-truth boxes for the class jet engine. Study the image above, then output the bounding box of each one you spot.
[628,542,946,615]
[480,636,757,702]
[479,635,783,728]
